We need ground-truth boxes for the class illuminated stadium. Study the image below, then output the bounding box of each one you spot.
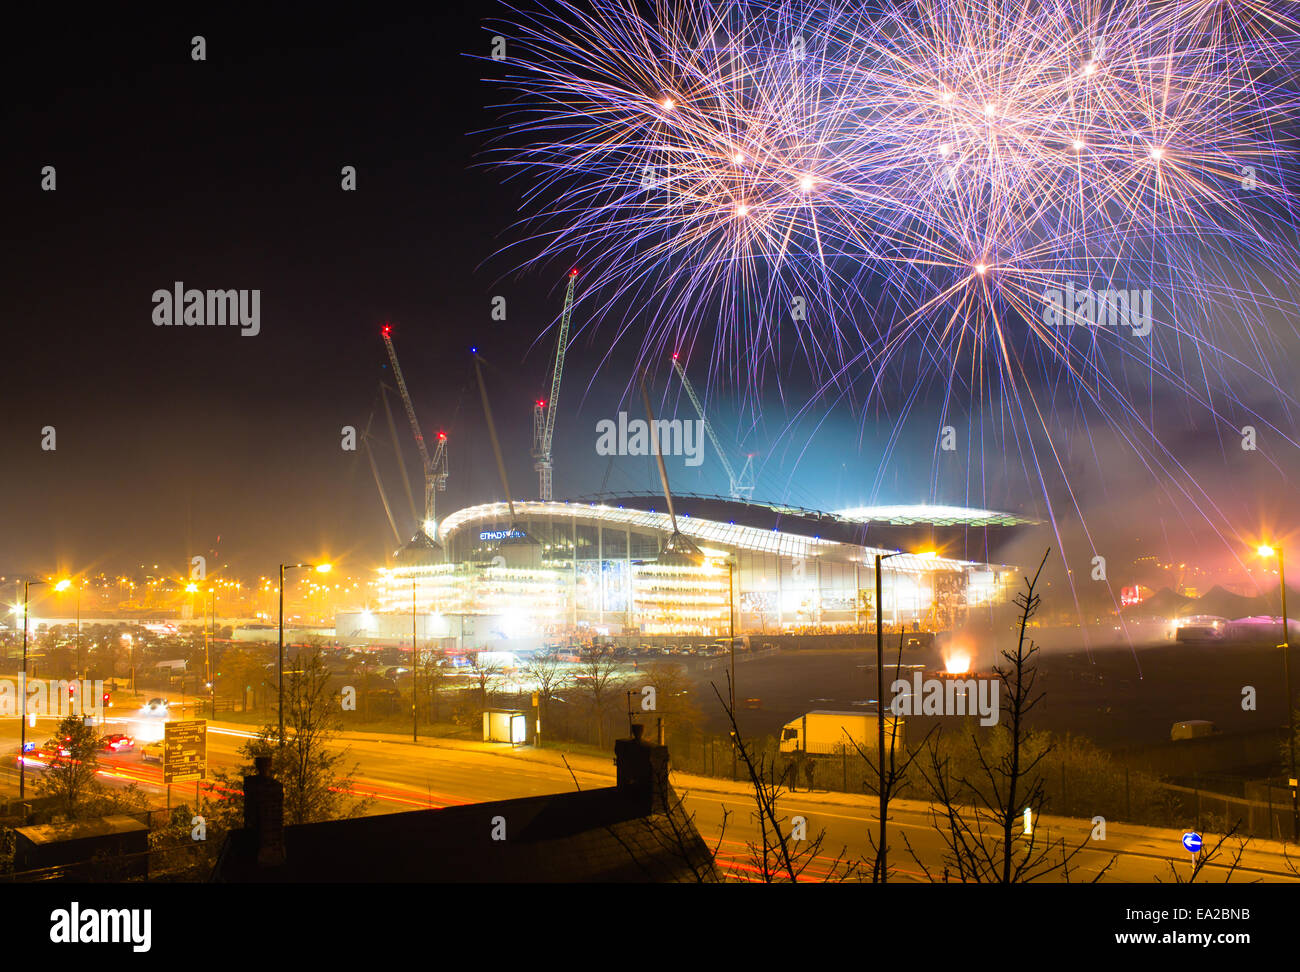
[341,497,1032,649]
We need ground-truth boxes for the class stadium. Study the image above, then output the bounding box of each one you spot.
[338,496,1032,651]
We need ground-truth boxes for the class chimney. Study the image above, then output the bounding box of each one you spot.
[615,723,670,814]
[243,755,285,867]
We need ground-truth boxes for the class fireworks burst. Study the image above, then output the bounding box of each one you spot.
[488,0,1300,574]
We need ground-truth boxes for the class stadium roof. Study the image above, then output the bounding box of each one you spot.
[439,500,982,572]
[834,505,1034,527]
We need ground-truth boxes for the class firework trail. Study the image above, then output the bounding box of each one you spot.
[488,0,1300,606]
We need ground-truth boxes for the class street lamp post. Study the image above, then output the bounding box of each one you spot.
[205,587,216,720]
[1259,545,1298,840]
[874,551,905,882]
[728,557,737,781]
[278,562,331,747]
[20,579,55,799]
[412,579,419,743]
[61,580,82,680]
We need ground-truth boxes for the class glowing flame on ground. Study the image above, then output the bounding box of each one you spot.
[944,652,972,675]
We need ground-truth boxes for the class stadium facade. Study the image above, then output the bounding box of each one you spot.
[339,496,1031,649]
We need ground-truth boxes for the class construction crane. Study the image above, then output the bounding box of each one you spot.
[381,322,448,539]
[670,353,755,501]
[532,269,578,501]
[359,408,403,547]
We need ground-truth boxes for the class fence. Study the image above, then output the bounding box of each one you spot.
[662,730,1242,831]
[1156,780,1298,841]
[0,839,215,883]
[667,730,877,793]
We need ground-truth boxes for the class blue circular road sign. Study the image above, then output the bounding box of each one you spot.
[1182,832,1203,854]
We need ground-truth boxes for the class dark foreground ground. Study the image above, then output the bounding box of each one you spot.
[684,640,1290,752]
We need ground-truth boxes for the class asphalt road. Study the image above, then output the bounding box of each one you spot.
[3,713,1295,882]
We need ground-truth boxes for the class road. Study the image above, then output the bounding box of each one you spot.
[2,714,1295,882]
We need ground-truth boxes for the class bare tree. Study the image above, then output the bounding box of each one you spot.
[467,652,503,713]
[574,650,625,748]
[523,651,569,743]
[904,550,1112,882]
[242,646,370,825]
[851,629,936,882]
[713,680,860,883]
[1158,825,1250,883]
[418,648,447,724]
[639,660,704,738]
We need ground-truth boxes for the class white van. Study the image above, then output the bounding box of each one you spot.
[1171,720,1217,741]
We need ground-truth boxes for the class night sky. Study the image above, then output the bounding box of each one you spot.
[3,3,1298,584]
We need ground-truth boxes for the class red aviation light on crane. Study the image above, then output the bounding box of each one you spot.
[437,431,446,441]
[671,352,679,361]
[568,268,579,277]
[537,400,547,408]
[381,323,392,338]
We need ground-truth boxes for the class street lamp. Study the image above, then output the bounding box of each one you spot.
[194,585,217,719]
[54,578,79,680]
[207,587,216,720]
[412,579,419,743]
[873,550,905,882]
[19,578,55,799]
[1258,544,1298,841]
[725,556,737,781]
[278,562,331,746]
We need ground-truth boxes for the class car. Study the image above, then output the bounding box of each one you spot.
[139,741,164,763]
[142,697,169,715]
[36,737,74,760]
[438,655,472,669]
[100,733,134,753]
